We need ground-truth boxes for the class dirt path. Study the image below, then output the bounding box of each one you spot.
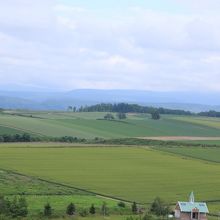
[138,136,220,141]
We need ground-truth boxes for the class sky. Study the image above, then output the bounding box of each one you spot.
[0,0,220,92]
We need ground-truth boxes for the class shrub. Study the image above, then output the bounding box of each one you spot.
[117,201,126,208]
[89,204,96,215]
[66,203,75,215]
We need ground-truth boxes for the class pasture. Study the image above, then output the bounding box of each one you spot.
[1,111,220,138]
[0,144,220,204]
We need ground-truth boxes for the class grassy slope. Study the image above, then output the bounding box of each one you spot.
[1,112,220,138]
[0,145,220,203]
[0,125,24,135]
[0,170,89,195]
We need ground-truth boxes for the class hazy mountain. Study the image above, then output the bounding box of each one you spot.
[0,89,220,112]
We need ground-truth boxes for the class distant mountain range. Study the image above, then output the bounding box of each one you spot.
[0,89,220,112]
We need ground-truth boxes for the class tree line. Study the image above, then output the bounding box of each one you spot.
[0,133,86,143]
[198,110,220,117]
[75,103,193,116]
[0,196,171,220]
[67,103,220,118]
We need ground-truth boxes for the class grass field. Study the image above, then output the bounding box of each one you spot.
[0,144,220,204]
[171,116,220,129]
[154,146,220,163]
[1,111,220,138]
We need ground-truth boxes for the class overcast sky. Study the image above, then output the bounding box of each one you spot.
[0,0,220,92]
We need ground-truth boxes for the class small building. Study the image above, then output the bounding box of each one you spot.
[175,192,209,220]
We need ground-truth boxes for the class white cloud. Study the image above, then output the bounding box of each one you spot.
[0,0,220,92]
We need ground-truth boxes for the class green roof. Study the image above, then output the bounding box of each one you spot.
[178,202,209,213]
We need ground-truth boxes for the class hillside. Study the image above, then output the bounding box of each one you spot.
[1,111,220,139]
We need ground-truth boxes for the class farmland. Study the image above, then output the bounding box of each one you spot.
[1,111,220,138]
[154,146,220,163]
[0,144,220,204]
[1,111,220,219]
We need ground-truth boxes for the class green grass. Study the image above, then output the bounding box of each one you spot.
[154,146,220,163]
[0,145,220,203]
[1,112,220,138]
[0,170,90,196]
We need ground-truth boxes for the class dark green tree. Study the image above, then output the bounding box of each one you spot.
[101,202,108,216]
[150,197,170,217]
[131,202,138,214]
[44,203,52,217]
[17,197,28,217]
[89,204,96,215]
[66,203,75,215]
[151,110,160,120]
[67,106,73,111]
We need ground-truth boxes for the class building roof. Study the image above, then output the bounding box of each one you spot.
[178,201,209,213]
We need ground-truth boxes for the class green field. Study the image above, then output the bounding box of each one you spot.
[0,125,24,135]
[1,111,220,218]
[155,146,220,163]
[0,144,220,204]
[1,111,220,138]
[171,116,220,129]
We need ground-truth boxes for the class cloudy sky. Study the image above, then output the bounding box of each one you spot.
[0,0,220,92]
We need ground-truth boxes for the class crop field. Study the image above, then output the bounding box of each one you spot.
[155,146,220,163]
[1,111,220,138]
[171,116,220,130]
[0,144,220,204]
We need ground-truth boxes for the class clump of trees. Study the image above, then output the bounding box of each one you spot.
[0,133,32,142]
[0,196,28,218]
[78,103,193,116]
[151,110,160,120]
[104,113,115,120]
[117,112,127,120]
[150,197,171,217]
[67,106,77,112]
